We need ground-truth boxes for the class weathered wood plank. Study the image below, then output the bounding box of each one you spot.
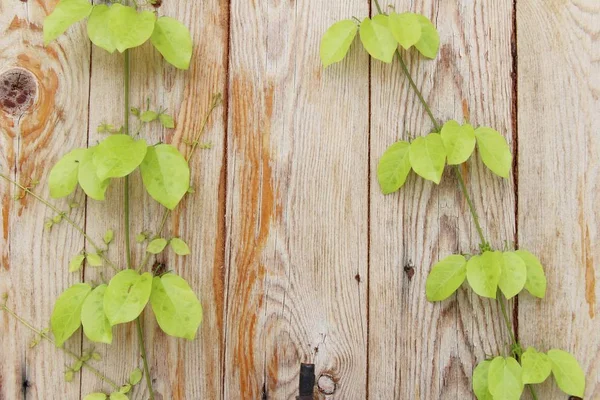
[517,0,600,397]
[369,1,516,398]
[224,1,369,398]
[82,1,229,399]
[0,0,90,397]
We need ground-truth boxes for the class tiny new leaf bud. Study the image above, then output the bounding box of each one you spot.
[130,107,140,117]
[104,229,114,245]
[86,253,103,267]
[136,233,147,243]
[65,369,74,382]
[129,368,143,385]
[119,384,132,394]
[73,360,83,372]
[81,353,91,362]
[92,352,102,361]
[140,110,158,122]
[45,220,54,230]
[53,214,63,223]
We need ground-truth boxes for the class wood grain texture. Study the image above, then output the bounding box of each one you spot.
[0,0,90,397]
[369,1,516,398]
[224,0,369,398]
[517,0,600,398]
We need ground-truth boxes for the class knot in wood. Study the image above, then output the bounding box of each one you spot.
[317,374,336,395]
[0,68,36,116]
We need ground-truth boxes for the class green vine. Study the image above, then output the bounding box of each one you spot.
[321,2,586,399]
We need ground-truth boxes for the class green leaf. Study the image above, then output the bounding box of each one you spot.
[409,133,446,184]
[81,284,113,344]
[488,356,524,400]
[86,253,103,267]
[119,384,131,394]
[109,393,128,400]
[108,4,156,53]
[515,249,547,298]
[475,127,512,178]
[104,229,114,245]
[83,393,107,400]
[43,0,93,45]
[547,349,585,397]
[93,134,147,181]
[147,238,168,254]
[49,149,87,198]
[51,283,92,347]
[159,114,175,129]
[388,12,421,50]
[466,251,501,298]
[104,270,153,326]
[140,111,158,122]
[472,360,493,400]
[140,144,190,210]
[320,19,358,67]
[425,254,467,301]
[413,14,440,59]
[170,238,191,256]
[78,148,110,201]
[150,274,203,340]
[359,15,397,63]
[69,254,85,273]
[521,347,552,384]
[150,17,193,70]
[87,4,116,53]
[377,140,412,194]
[129,368,143,385]
[498,251,527,299]
[440,120,476,165]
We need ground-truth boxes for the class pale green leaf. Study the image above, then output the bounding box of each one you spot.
[170,238,191,256]
[440,120,476,165]
[377,140,411,194]
[93,134,147,181]
[150,274,203,340]
[69,254,85,273]
[425,254,467,301]
[78,147,110,201]
[129,368,143,385]
[150,17,193,70]
[388,12,421,50]
[140,111,158,122]
[147,238,168,254]
[515,249,547,298]
[119,384,131,394]
[359,15,397,63]
[104,229,114,245]
[81,284,113,344]
[104,270,153,326]
[51,283,92,347]
[488,356,524,400]
[475,127,512,178]
[414,14,440,59]
[498,251,527,299]
[43,0,93,45]
[409,133,446,184]
[49,149,87,198]
[521,347,552,384]
[86,253,103,267]
[547,349,585,397]
[140,144,190,210]
[83,394,107,400]
[108,4,156,53]
[320,19,359,67]
[472,360,493,400]
[159,114,175,129]
[109,393,128,400]
[466,251,501,298]
[87,5,115,53]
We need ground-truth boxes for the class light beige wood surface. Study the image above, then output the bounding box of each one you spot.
[0,0,597,399]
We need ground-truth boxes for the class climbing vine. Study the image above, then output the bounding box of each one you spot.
[1,0,220,399]
[321,3,586,400]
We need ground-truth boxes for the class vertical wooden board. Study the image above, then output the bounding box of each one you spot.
[225,0,368,399]
[0,0,90,397]
[82,1,229,399]
[517,0,600,397]
[369,1,515,398]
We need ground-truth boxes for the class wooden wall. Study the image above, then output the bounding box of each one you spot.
[0,0,597,398]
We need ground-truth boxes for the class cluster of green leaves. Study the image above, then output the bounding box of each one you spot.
[48,135,190,210]
[377,120,512,194]
[44,0,193,69]
[51,270,203,348]
[320,11,439,67]
[131,106,175,129]
[474,349,585,400]
[63,348,102,382]
[146,236,191,256]
[84,368,144,400]
[426,249,546,301]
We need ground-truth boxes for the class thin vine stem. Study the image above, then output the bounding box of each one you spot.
[0,303,120,390]
[0,173,118,271]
